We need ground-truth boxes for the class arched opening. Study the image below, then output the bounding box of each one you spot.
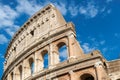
[57,42,68,62]
[80,73,94,80]
[29,58,34,75]
[42,50,49,69]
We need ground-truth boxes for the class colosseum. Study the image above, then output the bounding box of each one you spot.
[2,4,120,80]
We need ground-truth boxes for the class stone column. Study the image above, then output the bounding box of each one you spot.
[14,67,19,80]
[23,60,30,79]
[22,61,25,80]
[35,50,44,72]
[49,43,59,68]
[21,63,24,80]
[7,74,10,80]
[34,52,37,73]
[36,56,43,72]
[67,33,84,59]
[94,61,108,80]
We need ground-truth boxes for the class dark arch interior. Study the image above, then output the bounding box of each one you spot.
[80,73,94,80]
[19,66,22,80]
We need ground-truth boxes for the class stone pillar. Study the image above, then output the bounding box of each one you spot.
[34,52,37,73]
[8,74,10,80]
[15,73,20,80]
[69,70,79,80]
[49,43,59,68]
[14,67,18,80]
[23,60,30,79]
[22,60,26,79]
[21,63,24,80]
[10,69,15,80]
[35,50,44,72]
[67,33,84,59]
[94,61,108,80]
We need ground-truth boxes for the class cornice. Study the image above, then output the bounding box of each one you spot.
[5,4,55,58]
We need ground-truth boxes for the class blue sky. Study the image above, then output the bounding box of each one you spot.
[0,0,120,78]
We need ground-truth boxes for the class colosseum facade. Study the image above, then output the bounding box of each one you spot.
[2,4,120,80]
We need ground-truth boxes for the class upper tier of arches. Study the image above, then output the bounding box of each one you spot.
[5,4,58,58]
[4,3,67,66]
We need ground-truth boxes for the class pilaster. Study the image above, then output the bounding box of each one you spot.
[67,33,84,59]
[49,43,59,68]
[94,61,108,80]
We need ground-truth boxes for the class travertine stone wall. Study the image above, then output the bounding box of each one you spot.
[107,60,120,80]
[2,4,84,80]
[2,4,120,80]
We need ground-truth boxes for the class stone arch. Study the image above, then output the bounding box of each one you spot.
[28,58,34,75]
[80,73,95,80]
[35,47,49,71]
[23,56,34,78]
[57,42,68,62]
[41,50,49,69]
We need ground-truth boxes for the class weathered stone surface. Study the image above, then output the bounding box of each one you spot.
[2,4,120,80]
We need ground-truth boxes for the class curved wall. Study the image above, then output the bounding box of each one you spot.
[4,4,66,70]
[3,3,119,80]
[2,4,84,80]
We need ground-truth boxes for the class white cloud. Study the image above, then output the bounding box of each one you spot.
[59,45,67,60]
[0,3,20,38]
[16,0,67,16]
[68,1,78,16]
[5,29,15,37]
[0,34,8,44]
[81,43,96,53]
[107,9,111,14]
[101,7,106,12]
[5,25,19,36]
[102,47,108,53]
[60,49,67,59]
[106,0,113,3]
[16,0,42,16]
[115,33,120,38]
[88,36,96,41]
[0,4,18,28]
[100,40,105,45]
[54,2,67,15]
[0,53,4,59]
[79,1,98,18]
[79,0,112,18]
[80,7,87,14]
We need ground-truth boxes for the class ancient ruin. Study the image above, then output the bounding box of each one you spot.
[2,4,120,80]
